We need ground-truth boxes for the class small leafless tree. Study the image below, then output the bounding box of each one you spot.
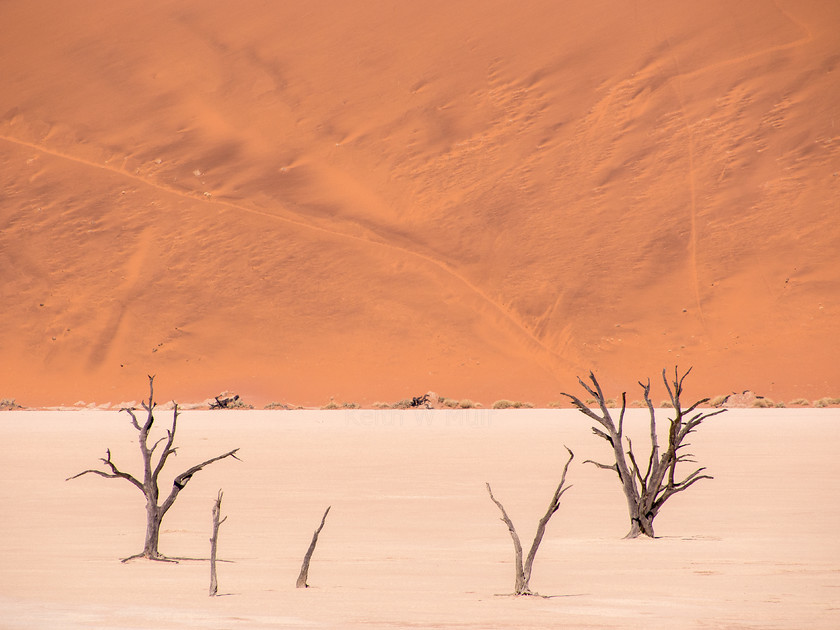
[486,447,574,596]
[67,375,240,561]
[209,489,227,596]
[296,506,331,588]
[562,367,724,538]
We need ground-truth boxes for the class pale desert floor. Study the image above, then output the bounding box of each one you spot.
[1,408,838,629]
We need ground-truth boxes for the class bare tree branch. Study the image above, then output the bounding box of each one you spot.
[626,439,647,494]
[582,459,618,472]
[523,448,574,584]
[124,407,142,431]
[66,449,145,493]
[152,405,179,487]
[617,392,627,438]
[591,427,614,445]
[159,449,241,517]
[486,482,526,593]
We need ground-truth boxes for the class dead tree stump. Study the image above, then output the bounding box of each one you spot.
[296,506,331,588]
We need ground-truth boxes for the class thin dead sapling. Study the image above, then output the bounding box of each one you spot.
[209,489,227,596]
[486,447,574,596]
[296,506,331,588]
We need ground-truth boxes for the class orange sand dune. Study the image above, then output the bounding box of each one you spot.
[1,1,838,407]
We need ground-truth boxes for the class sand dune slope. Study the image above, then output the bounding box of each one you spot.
[1,1,838,406]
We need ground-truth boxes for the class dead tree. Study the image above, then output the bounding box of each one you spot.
[562,367,724,538]
[67,375,240,562]
[410,393,432,408]
[209,489,227,596]
[210,394,240,409]
[296,506,331,588]
[486,447,574,596]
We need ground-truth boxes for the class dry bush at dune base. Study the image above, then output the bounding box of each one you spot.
[492,400,534,409]
[752,398,786,408]
[0,398,23,410]
[263,402,303,410]
[709,395,729,408]
[814,397,840,408]
[321,398,360,410]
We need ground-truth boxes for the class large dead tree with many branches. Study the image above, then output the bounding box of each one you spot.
[486,447,574,596]
[562,367,724,538]
[67,376,240,561]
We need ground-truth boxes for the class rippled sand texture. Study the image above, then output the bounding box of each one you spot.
[1,1,839,407]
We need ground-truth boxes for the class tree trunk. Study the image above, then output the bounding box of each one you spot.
[143,503,163,559]
[626,508,655,539]
[514,568,531,596]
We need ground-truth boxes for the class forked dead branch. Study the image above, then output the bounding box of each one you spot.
[67,375,240,562]
[486,447,574,596]
[563,367,725,538]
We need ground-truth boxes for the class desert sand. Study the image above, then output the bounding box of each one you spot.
[1,407,838,629]
[1,1,839,407]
